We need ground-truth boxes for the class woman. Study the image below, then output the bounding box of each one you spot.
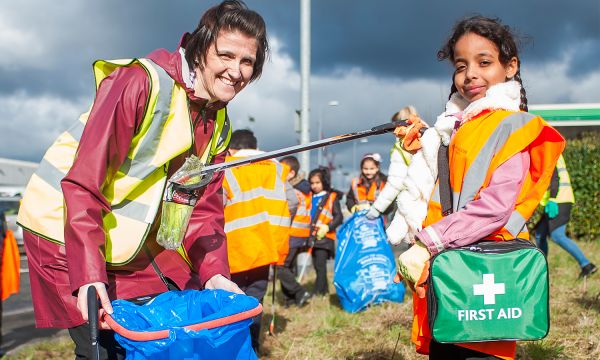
[17,1,268,357]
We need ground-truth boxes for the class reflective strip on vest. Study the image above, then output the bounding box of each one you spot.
[223,158,291,273]
[540,154,574,205]
[17,58,230,266]
[310,191,338,240]
[290,191,311,238]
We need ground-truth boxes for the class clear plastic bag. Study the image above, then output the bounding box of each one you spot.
[156,156,204,250]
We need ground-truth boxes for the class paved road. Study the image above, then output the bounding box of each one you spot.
[1,249,69,356]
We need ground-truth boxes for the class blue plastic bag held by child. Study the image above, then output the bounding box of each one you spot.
[334,211,405,313]
[107,290,261,360]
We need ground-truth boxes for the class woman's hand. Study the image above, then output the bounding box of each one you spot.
[205,274,245,294]
[77,282,113,330]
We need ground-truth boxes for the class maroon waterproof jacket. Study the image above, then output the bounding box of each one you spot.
[24,34,232,328]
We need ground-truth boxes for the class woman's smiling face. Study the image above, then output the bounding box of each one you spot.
[194,30,258,103]
[452,32,517,103]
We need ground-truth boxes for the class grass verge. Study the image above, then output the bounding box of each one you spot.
[6,241,599,359]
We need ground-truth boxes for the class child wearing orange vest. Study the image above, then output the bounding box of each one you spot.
[345,153,389,214]
[394,16,565,360]
[308,168,343,295]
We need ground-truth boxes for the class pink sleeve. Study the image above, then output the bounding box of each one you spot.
[62,66,148,293]
[417,151,530,255]
[183,150,231,284]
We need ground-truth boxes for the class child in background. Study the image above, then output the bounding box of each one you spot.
[308,168,342,295]
[367,106,420,241]
[346,153,389,215]
[535,154,597,278]
[277,156,312,307]
[393,16,565,359]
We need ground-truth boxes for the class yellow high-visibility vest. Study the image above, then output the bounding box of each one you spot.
[540,154,575,206]
[17,58,230,265]
[223,154,290,273]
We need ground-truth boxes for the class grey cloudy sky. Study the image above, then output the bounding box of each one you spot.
[1,0,599,186]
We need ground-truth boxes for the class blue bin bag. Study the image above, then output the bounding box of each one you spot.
[334,211,405,313]
[110,289,258,360]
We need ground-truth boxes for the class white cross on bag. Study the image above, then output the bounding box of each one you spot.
[473,273,505,305]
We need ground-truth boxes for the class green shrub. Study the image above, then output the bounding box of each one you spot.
[528,131,600,242]
[563,131,600,241]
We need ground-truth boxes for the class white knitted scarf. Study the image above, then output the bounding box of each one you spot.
[386,80,522,245]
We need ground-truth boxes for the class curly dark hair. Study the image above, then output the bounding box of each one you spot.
[438,15,528,111]
[185,0,268,83]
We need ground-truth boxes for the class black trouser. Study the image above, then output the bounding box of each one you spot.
[277,246,306,301]
[68,324,126,360]
[312,248,329,295]
[230,265,270,353]
[429,340,500,359]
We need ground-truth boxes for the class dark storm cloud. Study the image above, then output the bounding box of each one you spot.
[1,0,598,165]
[1,0,597,98]
[251,0,600,80]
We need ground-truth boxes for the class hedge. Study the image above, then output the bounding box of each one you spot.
[563,131,600,241]
[528,131,600,242]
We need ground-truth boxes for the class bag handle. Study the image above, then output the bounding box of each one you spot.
[103,303,263,341]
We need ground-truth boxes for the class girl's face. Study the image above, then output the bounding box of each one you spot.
[310,175,324,193]
[194,30,258,103]
[361,159,379,180]
[452,32,518,103]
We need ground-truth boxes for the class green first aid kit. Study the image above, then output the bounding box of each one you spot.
[427,239,550,343]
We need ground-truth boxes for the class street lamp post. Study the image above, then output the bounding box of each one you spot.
[317,100,339,166]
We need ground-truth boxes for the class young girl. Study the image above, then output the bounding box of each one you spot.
[346,153,388,213]
[308,168,342,295]
[366,107,421,240]
[393,16,565,360]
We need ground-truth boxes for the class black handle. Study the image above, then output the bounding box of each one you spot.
[87,286,101,360]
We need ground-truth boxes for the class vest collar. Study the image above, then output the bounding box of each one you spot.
[433,80,521,146]
[447,80,522,123]
[230,148,264,157]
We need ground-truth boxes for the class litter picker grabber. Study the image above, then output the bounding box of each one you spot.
[269,266,277,336]
[171,120,416,192]
[87,286,101,360]
[296,246,313,284]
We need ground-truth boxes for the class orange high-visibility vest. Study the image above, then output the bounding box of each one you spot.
[412,110,565,359]
[1,229,20,301]
[289,190,311,239]
[223,155,291,274]
[350,177,385,204]
[309,192,338,240]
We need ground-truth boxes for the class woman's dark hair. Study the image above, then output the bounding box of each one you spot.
[185,0,269,82]
[437,15,528,111]
[308,167,331,192]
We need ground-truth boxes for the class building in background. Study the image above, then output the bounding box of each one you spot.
[0,158,38,246]
[529,103,600,139]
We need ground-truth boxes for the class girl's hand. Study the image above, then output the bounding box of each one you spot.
[205,274,245,294]
[397,241,431,298]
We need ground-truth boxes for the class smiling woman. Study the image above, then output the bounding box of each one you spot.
[185,0,268,103]
[16,1,269,358]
